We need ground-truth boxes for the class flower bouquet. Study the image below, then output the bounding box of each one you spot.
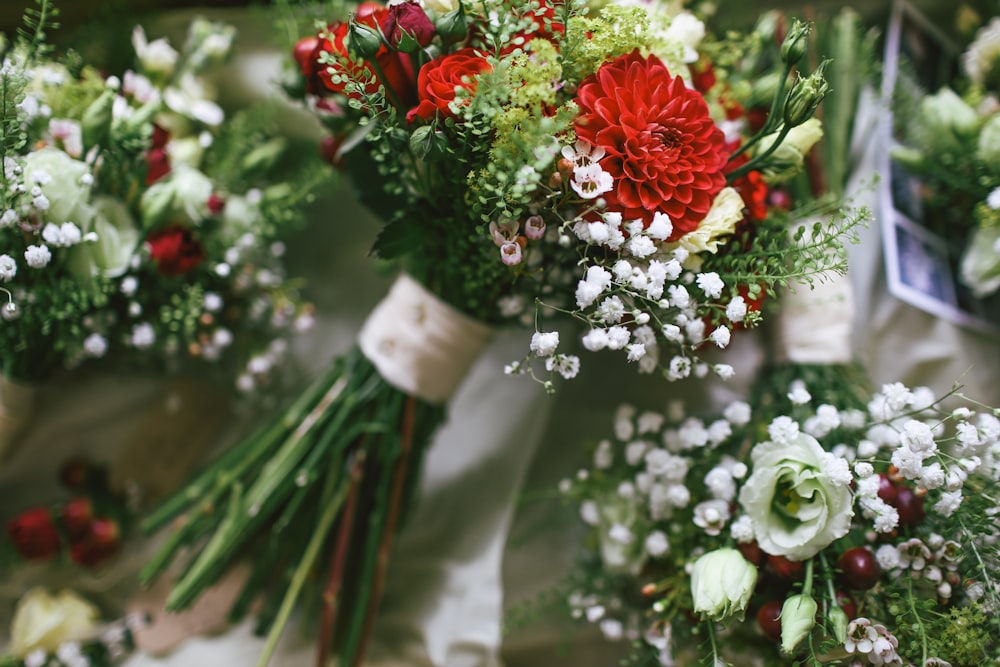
[890,10,1000,304]
[0,1,325,454]
[561,370,1000,666]
[139,1,859,664]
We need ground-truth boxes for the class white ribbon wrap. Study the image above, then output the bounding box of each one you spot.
[0,376,37,463]
[358,274,495,404]
[776,219,855,365]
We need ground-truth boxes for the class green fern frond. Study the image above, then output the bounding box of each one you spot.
[16,0,61,64]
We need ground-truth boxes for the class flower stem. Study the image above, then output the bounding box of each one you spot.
[254,453,356,667]
[315,447,368,667]
[353,395,418,667]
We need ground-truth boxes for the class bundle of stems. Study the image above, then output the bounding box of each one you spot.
[139,346,445,667]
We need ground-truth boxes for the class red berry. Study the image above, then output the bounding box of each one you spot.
[877,474,897,504]
[60,497,94,540]
[893,487,925,527]
[87,517,121,550]
[837,547,881,590]
[835,590,857,619]
[7,507,61,560]
[757,600,783,641]
[767,554,805,580]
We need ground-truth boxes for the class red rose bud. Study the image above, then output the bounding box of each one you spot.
[293,35,322,77]
[381,1,436,53]
[145,147,171,185]
[151,124,170,150]
[147,225,205,276]
[61,497,94,540]
[7,507,61,560]
[207,193,226,215]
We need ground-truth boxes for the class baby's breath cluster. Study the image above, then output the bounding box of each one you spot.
[562,378,1000,666]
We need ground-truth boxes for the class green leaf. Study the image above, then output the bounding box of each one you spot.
[370,218,424,261]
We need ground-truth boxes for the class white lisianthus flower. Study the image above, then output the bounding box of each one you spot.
[755,119,824,183]
[68,195,140,279]
[132,25,180,77]
[962,16,1000,86]
[739,432,854,560]
[689,548,757,621]
[663,12,705,63]
[140,165,213,226]
[9,588,100,658]
[675,187,744,258]
[21,147,96,226]
[959,223,1000,298]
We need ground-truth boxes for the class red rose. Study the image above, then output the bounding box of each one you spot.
[380,1,436,52]
[146,148,171,185]
[574,51,729,238]
[147,224,205,276]
[313,13,416,107]
[407,48,491,123]
[7,507,61,560]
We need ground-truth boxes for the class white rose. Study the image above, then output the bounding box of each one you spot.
[738,432,853,560]
[960,223,1000,298]
[21,147,96,227]
[140,165,213,227]
[9,588,100,657]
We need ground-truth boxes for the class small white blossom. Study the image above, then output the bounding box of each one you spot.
[901,420,936,453]
[714,364,735,380]
[598,295,626,323]
[767,416,800,445]
[723,401,751,426]
[83,333,108,357]
[667,284,689,308]
[695,272,724,298]
[693,499,730,535]
[130,322,156,349]
[647,212,673,240]
[24,244,52,268]
[0,254,16,281]
[645,530,670,557]
[787,380,811,405]
[546,354,580,379]
[571,163,614,199]
[667,355,691,381]
[934,490,963,517]
[730,515,754,542]
[725,296,747,323]
[661,323,683,343]
[581,328,609,351]
[530,331,560,356]
[707,326,730,348]
[627,235,657,258]
[606,326,631,350]
[626,343,646,362]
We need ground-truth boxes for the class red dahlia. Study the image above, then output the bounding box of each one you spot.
[574,51,729,239]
